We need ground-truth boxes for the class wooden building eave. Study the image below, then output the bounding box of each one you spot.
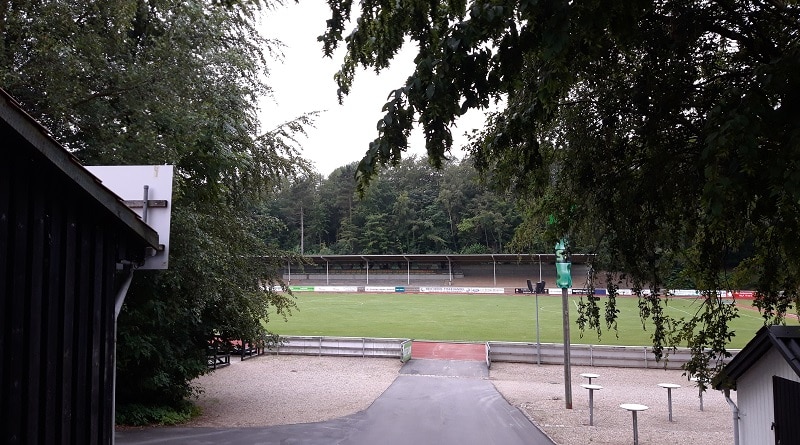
[0,89,159,249]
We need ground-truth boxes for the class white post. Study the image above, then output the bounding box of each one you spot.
[538,254,542,282]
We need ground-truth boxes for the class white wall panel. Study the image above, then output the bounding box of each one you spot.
[737,348,800,445]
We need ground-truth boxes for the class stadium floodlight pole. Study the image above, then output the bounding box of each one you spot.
[555,239,573,409]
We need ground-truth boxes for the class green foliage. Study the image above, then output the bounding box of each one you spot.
[460,243,490,255]
[115,401,200,426]
[1,0,305,417]
[320,0,800,384]
[268,157,521,254]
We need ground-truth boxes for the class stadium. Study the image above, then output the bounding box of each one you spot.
[282,253,595,291]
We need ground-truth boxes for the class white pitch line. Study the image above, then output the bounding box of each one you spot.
[666,301,764,321]
[665,304,696,318]
[733,307,769,321]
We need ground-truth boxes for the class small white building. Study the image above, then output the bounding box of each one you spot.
[713,325,800,445]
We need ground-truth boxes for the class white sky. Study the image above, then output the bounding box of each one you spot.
[258,0,490,177]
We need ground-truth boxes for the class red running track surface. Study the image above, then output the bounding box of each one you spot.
[411,341,485,361]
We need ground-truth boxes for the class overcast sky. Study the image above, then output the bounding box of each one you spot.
[258,0,489,177]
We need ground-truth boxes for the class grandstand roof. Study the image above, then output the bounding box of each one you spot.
[297,253,595,264]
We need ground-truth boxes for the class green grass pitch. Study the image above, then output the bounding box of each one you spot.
[269,292,798,348]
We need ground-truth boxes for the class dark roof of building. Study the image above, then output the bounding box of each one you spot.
[713,325,800,390]
[0,88,159,249]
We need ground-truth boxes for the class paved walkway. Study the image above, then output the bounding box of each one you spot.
[116,358,554,445]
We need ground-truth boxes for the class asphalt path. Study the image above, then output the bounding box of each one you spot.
[115,359,555,445]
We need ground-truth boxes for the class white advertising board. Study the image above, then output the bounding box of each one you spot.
[419,286,505,294]
[315,286,359,292]
[671,289,701,296]
[85,165,173,270]
[364,286,398,293]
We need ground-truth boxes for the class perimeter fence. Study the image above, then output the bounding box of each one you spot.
[257,336,738,370]
[485,341,739,370]
[266,336,413,362]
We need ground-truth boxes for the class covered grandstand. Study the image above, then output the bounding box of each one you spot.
[282,253,595,288]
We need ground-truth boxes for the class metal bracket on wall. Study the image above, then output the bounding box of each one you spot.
[123,200,168,208]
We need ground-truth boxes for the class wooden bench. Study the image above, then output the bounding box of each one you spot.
[238,342,263,361]
[206,348,231,369]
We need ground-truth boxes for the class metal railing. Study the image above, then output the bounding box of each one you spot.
[255,336,738,370]
[485,341,739,369]
[267,336,411,360]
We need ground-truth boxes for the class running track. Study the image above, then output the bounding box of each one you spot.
[411,340,486,361]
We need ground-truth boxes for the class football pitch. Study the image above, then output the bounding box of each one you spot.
[269,292,798,349]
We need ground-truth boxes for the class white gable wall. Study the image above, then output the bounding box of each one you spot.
[737,347,800,445]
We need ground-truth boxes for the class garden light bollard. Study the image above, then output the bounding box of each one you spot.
[620,404,648,445]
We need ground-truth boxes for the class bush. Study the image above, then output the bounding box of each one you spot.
[115,400,201,426]
[460,243,491,254]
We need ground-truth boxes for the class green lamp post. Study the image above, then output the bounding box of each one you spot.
[555,239,572,288]
[555,238,573,409]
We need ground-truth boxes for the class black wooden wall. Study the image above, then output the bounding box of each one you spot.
[773,376,800,445]
[1,123,147,444]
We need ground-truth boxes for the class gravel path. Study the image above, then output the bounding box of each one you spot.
[185,355,402,427]
[491,363,735,445]
[186,355,735,445]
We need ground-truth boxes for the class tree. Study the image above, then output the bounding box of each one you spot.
[1,0,308,422]
[335,216,360,253]
[392,191,417,251]
[268,156,519,254]
[437,160,478,251]
[361,213,394,253]
[319,163,360,249]
[320,0,800,383]
[268,173,325,253]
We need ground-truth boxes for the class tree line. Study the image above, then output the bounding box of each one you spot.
[265,156,531,256]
